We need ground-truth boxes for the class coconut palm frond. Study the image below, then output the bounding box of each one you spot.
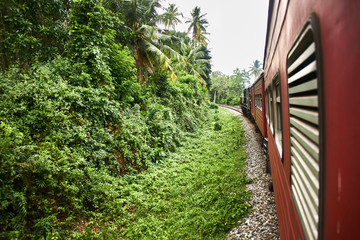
[186,6,209,46]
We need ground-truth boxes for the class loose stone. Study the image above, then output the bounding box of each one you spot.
[225,108,280,240]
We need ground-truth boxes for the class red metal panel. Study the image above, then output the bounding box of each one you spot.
[264,0,360,238]
[316,1,360,238]
[264,0,289,76]
[254,76,266,137]
[255,108,264,136]
[261,78,268,139]
[267,122,305,239]
[250,86,256,120]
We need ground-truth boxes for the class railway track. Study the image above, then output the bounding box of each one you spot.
[218,104,279,239]
[217,104,242,114]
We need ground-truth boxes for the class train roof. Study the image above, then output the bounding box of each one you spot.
[247,72,264,89]
[263,0,275,69]
[254,72,264,85]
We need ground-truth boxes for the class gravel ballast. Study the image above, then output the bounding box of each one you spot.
[225,108,280,240]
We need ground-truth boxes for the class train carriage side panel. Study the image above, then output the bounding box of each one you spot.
[268,135,303,239]
[261,77,268,139]
[254,74,267,138]
[314,0,360,238]
[250,84,256,122]
[264,0,311,239]
[264,0,360,239]
[264,71,304,240]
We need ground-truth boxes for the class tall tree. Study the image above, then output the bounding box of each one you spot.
[232,68,251,89]
[104,0,181,84]
[175,39,210,85]
[160,3,182,31]
[186,6,209,46]
[249,60,262,80]
[210,68,252,105]
[200,45,212,89]
[210,71,229,103]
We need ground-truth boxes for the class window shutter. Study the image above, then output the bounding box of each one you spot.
[287,24,320,240]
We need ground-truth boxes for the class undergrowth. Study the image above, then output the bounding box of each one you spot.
[0,0,251,238]
[101,108,252,240]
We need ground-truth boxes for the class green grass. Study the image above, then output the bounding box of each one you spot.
[73,108,252,239]
[116,108,252,239]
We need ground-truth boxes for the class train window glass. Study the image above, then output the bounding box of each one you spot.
[265,88,270,124]
[287,23,320,240]
[273,75,283,158]
[255,94,262,110]
[269,85,274,134]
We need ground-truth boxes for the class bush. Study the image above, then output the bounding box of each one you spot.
[209,102,219,109]
[0,0,211,237]
[214,122,222,131]
[0,63,209,239]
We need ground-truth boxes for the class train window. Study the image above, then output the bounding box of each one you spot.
[287,23,321,240]
[255,94,262,110]
[272,74,283,158]
[269,85,274,134]
[265,87,271,124]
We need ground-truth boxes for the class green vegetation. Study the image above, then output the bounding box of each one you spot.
[210,69,250,106]
[210,60,263,106]
[186,6,209,46]
[0,60,208,238]
[121,109,251,239]
[0,0,252,238]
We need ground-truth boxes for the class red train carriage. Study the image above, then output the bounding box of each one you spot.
[251,73,267,138]
[262,0,360,239]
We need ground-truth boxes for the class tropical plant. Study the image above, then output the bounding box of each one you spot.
[160,3,183,30]
[0,0,214,238]
[232,67,251,89]
[249,60,263,80]
[0,0,70,70]
[104,0,181,84]
[175,39,210,85]
[199,44,212,88]
[210,68,251,105]
[186,6,209,46]
[210,71,230,103]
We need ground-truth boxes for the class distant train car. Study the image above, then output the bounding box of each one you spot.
[261,0,360,239]
[250,73,267,138]
[240,87,251,118]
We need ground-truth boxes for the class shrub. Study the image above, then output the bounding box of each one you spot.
[209,102,219,109]
[0,0,211,238]
[214,122,222,131]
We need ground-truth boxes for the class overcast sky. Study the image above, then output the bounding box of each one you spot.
[162,0,269,76]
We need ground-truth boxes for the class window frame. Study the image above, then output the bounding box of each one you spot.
[268,84,274,134]
[272,73,283,159]
[286,14,325,240]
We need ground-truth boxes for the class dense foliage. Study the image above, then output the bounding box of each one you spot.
[210,69,250,106]
[210,61,263,106]
[0,61,208,238]
[120,109,251,239]
[0,0,212,238]
[0,0,256,238]
[0,0,70,70]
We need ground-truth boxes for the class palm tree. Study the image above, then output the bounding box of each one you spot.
[160,3,182,31]
[249,60,262,80]
[103,0,181,84]
[175,39,210,85]
[185,6,209,46]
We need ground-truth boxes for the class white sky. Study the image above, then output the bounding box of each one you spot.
[162,0,269,76]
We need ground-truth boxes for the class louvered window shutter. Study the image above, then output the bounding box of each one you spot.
[287,24,320,240]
